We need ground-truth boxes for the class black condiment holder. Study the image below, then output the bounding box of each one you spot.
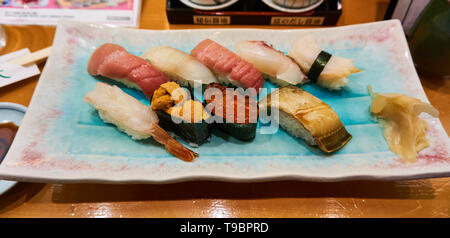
[166,0,342,26]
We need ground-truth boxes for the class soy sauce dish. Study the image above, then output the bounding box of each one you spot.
[0,102,27,195]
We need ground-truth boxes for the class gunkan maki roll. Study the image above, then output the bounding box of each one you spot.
[204,83,259,141]
[151,82,211,146]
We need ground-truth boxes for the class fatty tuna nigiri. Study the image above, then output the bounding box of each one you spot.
[84,82,199,162]
[191,39,265,93]
[88,43,169,98]
[141,46,218,88]
[235,41,306,87]
[288,35,361,90]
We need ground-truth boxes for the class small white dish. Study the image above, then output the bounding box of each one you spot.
[179,0,239,10]
[0,102,26,196]
[261,0,324,13]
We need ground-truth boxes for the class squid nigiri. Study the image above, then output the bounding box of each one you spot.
[288,35,361,90]
[235,41,307,87]
[259,85,352,153]
[191,39,265,93]
[88,43,169,99]
[141,46,218,88]
[83,82,199,162]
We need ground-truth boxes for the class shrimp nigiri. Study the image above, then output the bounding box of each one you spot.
[288,35,361,90]
[83,82,199,162]
[235,41,306,87]
[191,39,265,93]
[141,46,218,88]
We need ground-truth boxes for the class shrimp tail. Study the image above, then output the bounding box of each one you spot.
[149,123,199,162]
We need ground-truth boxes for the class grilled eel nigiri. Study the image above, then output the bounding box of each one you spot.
[259,85,352,153]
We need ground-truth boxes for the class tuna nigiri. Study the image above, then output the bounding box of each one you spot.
[190,39,265,93]
[288,35,361,90]
[83,82,199,162]
[88,43,169,99]
[235,41,307,87]
[141,46,218,88]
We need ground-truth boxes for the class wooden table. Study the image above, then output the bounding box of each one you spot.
[0,0,449,218]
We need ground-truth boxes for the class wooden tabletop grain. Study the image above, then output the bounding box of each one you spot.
[0,0,449,218]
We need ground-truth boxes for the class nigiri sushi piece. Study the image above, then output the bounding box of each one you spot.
[235,41,307,87]
[83,82,199,162]
[258,85,352,153]
[88,43,169,99]
[368,86,439,163]
[288,35,361,90]
[204,83,259,141]
[191,39,265,93]
[141,46,218,88]
[151,82,212,146]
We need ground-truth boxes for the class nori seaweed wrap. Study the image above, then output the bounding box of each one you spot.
[204,83,259,141]
[151,82,211,146]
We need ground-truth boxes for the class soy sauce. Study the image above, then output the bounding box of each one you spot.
[0,122,18,163]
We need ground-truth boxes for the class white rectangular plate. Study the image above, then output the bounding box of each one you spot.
[0,20,449,183]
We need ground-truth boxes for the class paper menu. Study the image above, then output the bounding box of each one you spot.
[0,0,141,27]
[0,48,40,88]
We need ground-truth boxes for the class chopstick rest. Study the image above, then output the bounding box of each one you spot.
[9,46,51,67]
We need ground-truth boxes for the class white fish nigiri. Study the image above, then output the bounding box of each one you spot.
[141,46,218,87]
[84,82,199,162]
[288,35,361,90]
[235,41,307,87]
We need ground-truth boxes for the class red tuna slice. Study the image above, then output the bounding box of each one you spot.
[97,50,145,79]
[87,43,169,98]
[191,39,265,92]
[87,43,126,76]
[128,64,169,99]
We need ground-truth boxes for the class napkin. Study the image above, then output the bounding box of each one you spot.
[0,48,40,88]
